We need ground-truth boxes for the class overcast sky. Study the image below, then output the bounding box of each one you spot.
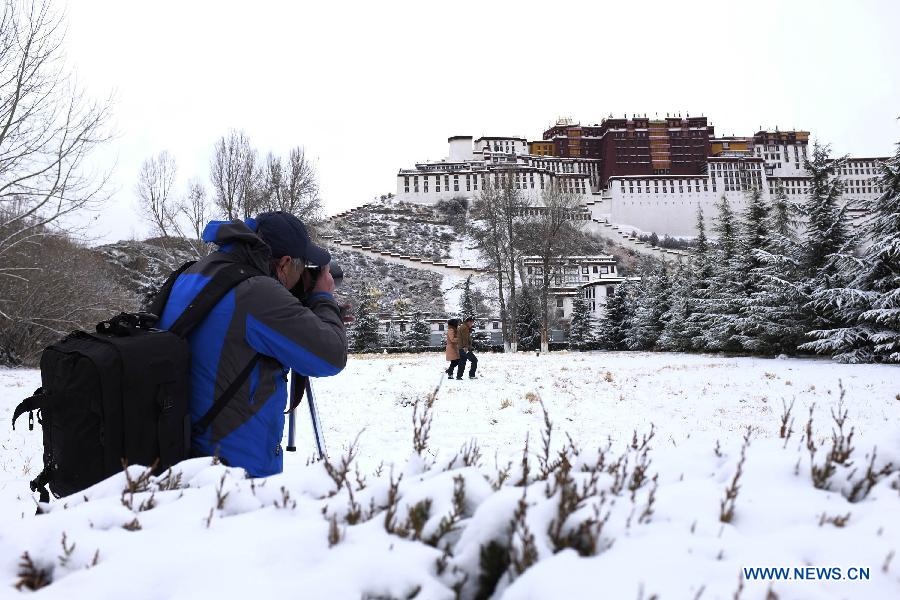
[60,0,900,243]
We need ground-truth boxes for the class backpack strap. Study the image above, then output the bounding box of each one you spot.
[12,388,51,431]
[30,466,52,505]
[12,388,54,507]
[148,261,269,442]
[167,262,263,338]
[146,261,196,320]
[192,352,263,437]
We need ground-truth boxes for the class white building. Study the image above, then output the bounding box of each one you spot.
[397,131,888,238]
[522,255,623,321]
[397,136,595,206]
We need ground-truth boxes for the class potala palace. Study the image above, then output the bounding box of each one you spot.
[395,115,887,237]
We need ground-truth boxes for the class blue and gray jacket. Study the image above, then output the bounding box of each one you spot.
[158,220,347,477]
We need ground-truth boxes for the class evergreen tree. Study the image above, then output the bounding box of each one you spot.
[797,144,858,346]
[626,262,671,350]
[684,205,714,350]
[459,275,477,320]
[735,188,770,288]
[515,285,542,351]
[738,185,807,354]
[568,290,597,350]
[731,188,770,350]
[384,322,401,348]
[405,311,432,349]
[657,261,694,351]
[350,286,381,352]
[699,195,742,351]
[803,142,900,362]
[800,144,853,275]
[598,280,633,350]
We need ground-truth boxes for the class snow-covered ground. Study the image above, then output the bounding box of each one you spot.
[1,353,898,599]
[447,238,486,269]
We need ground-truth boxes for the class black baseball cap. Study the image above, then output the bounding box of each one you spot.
[250,211,331,266]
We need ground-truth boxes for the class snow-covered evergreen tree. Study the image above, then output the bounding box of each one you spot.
[797,144,858,349]
[730,188,769,350]
[384,322,401,347]
[598,280,633,350]
[405,311,432,349]
[803,142,900,362]
[459,275,477,320]
[515,286,542,351]
[683,206,714,350]
[625,262,670,350]
[800,145,854,276]
[657,261,693,352]
[350,286,381,352]
[567,290,596,350]
[737,186,807,354]
[698,195,742,351]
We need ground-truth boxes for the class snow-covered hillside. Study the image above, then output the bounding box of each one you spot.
[1,353,898,599]
[323,201,458,262]
[329,247,448,316]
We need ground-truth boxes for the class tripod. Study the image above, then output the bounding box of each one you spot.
[285,370,326,460]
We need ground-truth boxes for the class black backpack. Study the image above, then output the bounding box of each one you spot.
[12,261,262,503]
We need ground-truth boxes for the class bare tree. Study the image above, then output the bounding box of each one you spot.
[283,146,321,221]
[470,179,509,350]
[136,151,178,238]
[0,0,113,288]
[470,171,528,352]
[520,183,586,352]
[259,146,321,222]
[260,151,282,213]
[210,130,260,220]
[180,178,212,257]
[497,172,529,352]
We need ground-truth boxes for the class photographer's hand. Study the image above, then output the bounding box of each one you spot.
[311,264,335,295]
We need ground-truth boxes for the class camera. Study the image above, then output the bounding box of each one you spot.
[307,260,343,289]
[298,260,351,323]
[290,259,344,305]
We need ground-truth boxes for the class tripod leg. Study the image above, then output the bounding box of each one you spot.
[305,378,326,460]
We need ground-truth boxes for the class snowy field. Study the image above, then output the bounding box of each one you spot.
[1,352,898,599]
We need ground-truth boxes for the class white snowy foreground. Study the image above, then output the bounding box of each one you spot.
[1,352,898,599]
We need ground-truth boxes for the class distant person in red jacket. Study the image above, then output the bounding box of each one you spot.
[445,318,461,379]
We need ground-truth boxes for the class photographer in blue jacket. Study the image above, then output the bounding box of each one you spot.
[159,211,347,476]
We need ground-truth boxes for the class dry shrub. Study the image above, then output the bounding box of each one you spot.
[0,231,137,366]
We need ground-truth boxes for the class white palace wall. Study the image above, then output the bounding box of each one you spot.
[599,175,759,237]
[396,169,593,206]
